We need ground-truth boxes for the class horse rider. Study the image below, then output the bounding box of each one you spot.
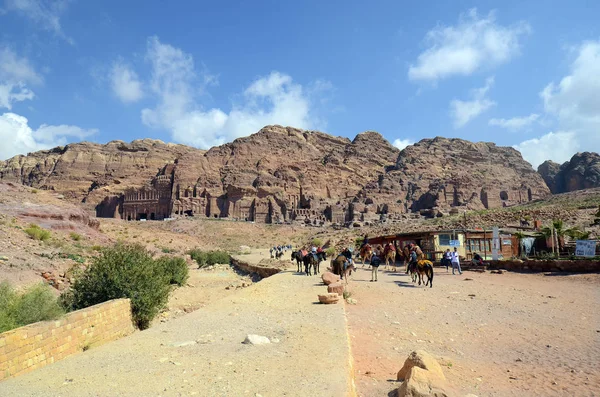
[311,246,318,261]
[342,247,354,274]
[361,234,369,248]
[407,246,418,274]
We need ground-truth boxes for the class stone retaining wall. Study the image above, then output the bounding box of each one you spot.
[486,259,600,273]
[230,257,282,278]
[0,298,134,381]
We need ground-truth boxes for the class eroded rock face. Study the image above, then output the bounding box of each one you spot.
[0,127,551,223]
[538,152,600,194]
[362,137,551,214]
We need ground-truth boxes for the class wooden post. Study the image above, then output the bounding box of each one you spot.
[484,229,487,260]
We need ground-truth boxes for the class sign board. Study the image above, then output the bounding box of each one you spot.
[491,227,500,261]
[575,240,597,257]
[449,240,461,247]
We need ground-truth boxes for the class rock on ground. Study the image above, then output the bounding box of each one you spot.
[322,272,340,286]
[397,350,446,381]
[243,334,271,345]
[318,293,340,304]
[327,281,344,295]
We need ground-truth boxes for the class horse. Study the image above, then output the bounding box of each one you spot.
[412,259,434,288]
[383,243,397,271]
[291,251,304,273]
[302,251,327,276]
[331,254,355,284]
[359,244,373,267]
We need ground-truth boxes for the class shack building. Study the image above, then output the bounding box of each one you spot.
[368,229,518,262]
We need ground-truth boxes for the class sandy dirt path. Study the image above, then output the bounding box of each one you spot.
[344,263,600,396]
[0,271,355,397]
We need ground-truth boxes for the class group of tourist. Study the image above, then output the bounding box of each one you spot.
[270,244,293,258]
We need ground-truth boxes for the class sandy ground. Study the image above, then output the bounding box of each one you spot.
[344,263,600,396]
[0,271,355,397]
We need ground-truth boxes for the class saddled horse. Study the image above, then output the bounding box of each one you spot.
[383,243,397,271]
[331,253,356,284]
[302,251,327,276]
[291,251,305,273]
[408,259,434,288]
[359,244,373,267]
[400,245,411,273]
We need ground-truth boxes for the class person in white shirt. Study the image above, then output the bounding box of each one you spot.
[450,247,462,275]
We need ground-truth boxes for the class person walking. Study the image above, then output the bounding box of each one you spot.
[443,249,452,272]
[450,247,462,275]
[370,252,382,282]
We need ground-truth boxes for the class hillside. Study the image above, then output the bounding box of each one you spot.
[1,125,554,223]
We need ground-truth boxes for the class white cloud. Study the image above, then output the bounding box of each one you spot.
[450,77,495,128]
[489,113,539,131]
[0,112,97,160]
[110,61,143,103]
[0,47,42,110]
[140,36,329,149]
[408,9,530,82]
[393,138,414,150]
[3,0,73,43]
[516,40,600,166]
[513,131,578,168]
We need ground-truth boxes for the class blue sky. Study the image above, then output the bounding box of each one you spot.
[1,0,599,167]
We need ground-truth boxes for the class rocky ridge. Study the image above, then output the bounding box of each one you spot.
[538,152,600,194]
[1,126,553,222]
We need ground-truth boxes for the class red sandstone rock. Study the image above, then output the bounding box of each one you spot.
[0,126,554,223]
[318,293,340,304]
[327,281,344,296]
[322,272,340,286]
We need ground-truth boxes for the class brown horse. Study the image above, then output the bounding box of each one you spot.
[332,254,355,285]
[359,244,373,267]
[383,243,397,271]
[409,259,434,288]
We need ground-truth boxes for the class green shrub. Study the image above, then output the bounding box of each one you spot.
[311,238,323,247]
[62,243,171,329]
[69,232,82,241]
[326,247,336,256]
[24,224,51,241]
[160,247,176,254]
[188,249,229,268]
[206,251,230,266]
[155,256,189,286]
[188,249,208,267]
[0,281,64,333]
[90,245,103,251]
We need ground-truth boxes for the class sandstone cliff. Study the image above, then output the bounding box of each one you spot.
[538,152,600,194]
[357,137,551,215]
[0,139,202,205]
[0,126,552,222]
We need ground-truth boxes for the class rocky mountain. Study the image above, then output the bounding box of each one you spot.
[538,152,600,194]
[0,139,202,206]
[357,137,551,216]
[0,126,552,223]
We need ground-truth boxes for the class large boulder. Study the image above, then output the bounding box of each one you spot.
[397,350,446,381]
[318,293,340,304]
[397,350,458,397]
[327,281,344,295]
[322,271,340,285]
[397,366,455,397]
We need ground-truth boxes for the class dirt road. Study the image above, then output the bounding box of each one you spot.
[345,263,600,396]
